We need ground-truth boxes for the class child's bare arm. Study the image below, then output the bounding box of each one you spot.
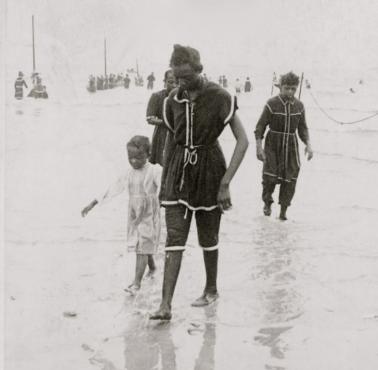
[81,199,98,217]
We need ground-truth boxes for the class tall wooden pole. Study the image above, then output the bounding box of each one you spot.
[298,72,304,99]
[104,38,107,77]
[32,15,36,72]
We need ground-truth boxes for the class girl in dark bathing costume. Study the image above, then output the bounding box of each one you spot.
[150,44,249,320]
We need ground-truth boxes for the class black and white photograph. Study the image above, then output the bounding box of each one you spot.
[1,0,378,369]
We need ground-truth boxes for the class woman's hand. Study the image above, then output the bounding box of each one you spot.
[217,182,232,212]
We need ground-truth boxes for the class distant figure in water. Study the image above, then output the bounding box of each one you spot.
[305,79,311,89]
[124,74,131,89]
[222,75,228,88]
[147,72,155,90]
[28,76,48,99]
[255,71,313,220]
[87,75,96,93]
[244,77,252,92]
[349,88,355,93]
[150,44,249,321]
[81,136,162,294]
[135,75,144,87]
[14,71,28,99]
[234,78,242,94]
[146,69,177,166]
[358,79,363,85]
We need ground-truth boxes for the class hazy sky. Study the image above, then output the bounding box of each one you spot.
[5,0,378,77]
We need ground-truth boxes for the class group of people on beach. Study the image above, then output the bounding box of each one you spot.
[218,75,253,94]
[81,44,313,321]
[87,71,157,92]
[14,71,48,99]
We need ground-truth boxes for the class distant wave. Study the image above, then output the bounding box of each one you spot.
[6,237,125,245]
[337,205,378,213]
[312,128,378,134]
[307,104,378,113]
[316,151,378,164]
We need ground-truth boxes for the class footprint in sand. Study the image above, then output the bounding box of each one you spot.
[187,322,204,335]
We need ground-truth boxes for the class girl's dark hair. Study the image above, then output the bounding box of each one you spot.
[169,44,203,73]
[127,135,151,156]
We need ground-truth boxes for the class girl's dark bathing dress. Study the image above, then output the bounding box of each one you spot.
[160,80,238,250]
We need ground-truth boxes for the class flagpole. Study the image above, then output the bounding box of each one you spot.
[32,15,36,72]
[298,72,304,99]
[104,38,107,77]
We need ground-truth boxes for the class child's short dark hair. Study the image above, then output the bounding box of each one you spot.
[170,44,203,73]
[280,72,300,86]
[127,136,151,156]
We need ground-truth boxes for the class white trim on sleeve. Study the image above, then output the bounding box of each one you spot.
[224,95,236,125]
[163,97,174,132]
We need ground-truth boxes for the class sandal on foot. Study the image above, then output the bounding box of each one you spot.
[191,292,219,307]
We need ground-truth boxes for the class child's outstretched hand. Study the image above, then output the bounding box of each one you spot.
[305,145,314,161]
[81,200,98,217]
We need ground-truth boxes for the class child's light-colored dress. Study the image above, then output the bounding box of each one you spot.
[96,162,162,254]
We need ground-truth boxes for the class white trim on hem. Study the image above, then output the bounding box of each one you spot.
[202,245,219,251]
[161,199,219,211]
[263,172,297,182]
[165,246,186,251]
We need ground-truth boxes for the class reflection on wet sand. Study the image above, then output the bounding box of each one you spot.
[123,316,177,370]
[121,305,218,370]
[253,220,304,369]
[193,305,217,370]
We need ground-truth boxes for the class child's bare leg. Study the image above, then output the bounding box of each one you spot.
[132,254,148,288]
[147,254,156,272]
[145,255,157,278]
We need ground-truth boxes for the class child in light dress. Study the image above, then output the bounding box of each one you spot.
[81,136,162,294]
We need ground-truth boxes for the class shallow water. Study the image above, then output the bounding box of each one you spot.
[4,84,378,369]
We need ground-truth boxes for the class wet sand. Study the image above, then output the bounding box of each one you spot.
[4,85,378,369]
